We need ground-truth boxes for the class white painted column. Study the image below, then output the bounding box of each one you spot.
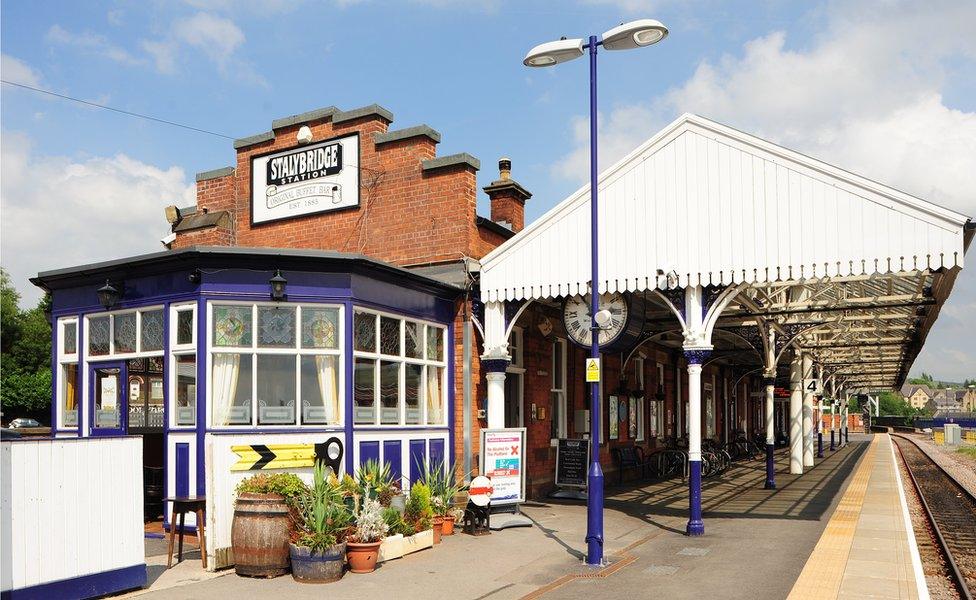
[688,363,703,463]
[481,300,510,430]
[802,353,814,467]
[841,389,849,445]
[789,355,803,475]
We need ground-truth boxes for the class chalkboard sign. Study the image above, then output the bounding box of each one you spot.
[555,438,589,488]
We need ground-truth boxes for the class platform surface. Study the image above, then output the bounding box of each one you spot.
[788,434,926,600]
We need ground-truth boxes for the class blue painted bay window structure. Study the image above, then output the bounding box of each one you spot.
[33,246,461,535]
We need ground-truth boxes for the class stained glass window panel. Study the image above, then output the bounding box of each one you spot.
[213,305,252,347]
[140,309,164,352]
[301,307,338,349]
[113,313,137,353]
[379,317,401,356]
[404,321,422,359]
[354,312,376,352]
[63,321,77,355]
[426,325,444,362]
[176,310,194,346]
[89,316,110,356]
[258,306,296,348]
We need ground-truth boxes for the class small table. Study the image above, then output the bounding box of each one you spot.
[164,496,207,569]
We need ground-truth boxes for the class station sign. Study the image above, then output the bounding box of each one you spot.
[250,132,360,225]
[480,428,526,505]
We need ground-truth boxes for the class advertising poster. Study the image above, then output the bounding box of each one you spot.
[480,428,526,505]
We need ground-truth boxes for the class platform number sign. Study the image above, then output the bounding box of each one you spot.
[803,379,822,394]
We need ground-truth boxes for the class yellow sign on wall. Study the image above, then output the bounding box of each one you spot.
[585,358,601,383]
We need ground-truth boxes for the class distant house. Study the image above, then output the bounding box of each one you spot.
[958,388,976,412]
[900,384,934,409]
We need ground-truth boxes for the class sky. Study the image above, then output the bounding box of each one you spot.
[1,0,973,381]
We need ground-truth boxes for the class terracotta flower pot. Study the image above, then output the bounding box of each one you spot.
[432,516,444,544]
[441,518,455,536]
[346,541,382,574]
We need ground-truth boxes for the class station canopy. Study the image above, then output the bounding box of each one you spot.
[479,114,973,391]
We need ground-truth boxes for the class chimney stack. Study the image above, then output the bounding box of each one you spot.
[485,157,531,233]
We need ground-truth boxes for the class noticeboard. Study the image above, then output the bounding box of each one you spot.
[479,427,526,506]
[555,438,589,488]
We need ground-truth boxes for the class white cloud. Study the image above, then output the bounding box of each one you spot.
[0,132,194,304]
[551,0,976,379]
[45,25,145,66]
[140,12,266,85]
[1,54,43,87]
[173,13,245,68]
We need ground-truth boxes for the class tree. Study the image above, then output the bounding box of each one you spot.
[0,269,52,422]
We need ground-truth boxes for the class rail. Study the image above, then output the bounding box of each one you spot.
[891,433,975,600]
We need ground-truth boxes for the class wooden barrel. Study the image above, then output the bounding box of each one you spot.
[231,492,291,577]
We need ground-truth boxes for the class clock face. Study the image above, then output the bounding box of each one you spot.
[562,292,629,348]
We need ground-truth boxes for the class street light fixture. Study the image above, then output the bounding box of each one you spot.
[522,18,668,568]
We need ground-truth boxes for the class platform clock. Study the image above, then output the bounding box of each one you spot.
[561,292,644,353]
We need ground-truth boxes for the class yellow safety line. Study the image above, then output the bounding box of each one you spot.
[786,435,878,600]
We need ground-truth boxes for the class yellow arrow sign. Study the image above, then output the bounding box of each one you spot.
[230,438,344,472]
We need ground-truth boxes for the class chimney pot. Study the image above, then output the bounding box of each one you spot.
[498,157,511,181]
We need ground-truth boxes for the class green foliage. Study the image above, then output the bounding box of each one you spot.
[381,506,414,536]
[292,461,353,552]
[403,481,433,532]
[956,446,976,461]
[235,472,307,499]
[421,459,467,516]
[908,372,935,386]
[357,458,400,505]
[1,269,53,419]
[877,391,922,418]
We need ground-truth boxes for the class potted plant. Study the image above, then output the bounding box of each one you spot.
[401,481,434,555]
[346,497,389,573]
[423,460,467,540]
[232,473,306,578]
[288,461,352,584]
[378,506,412,562]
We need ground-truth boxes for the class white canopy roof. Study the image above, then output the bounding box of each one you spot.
[480,114,970,303]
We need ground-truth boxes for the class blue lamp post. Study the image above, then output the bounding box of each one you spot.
[523,19,668,567]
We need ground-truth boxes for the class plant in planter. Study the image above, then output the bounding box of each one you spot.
[289,461,352,584]
[422,460,467,539]
[232,473,306,578]
[400,481,435,555]
[346,497,389,574]
[377,507,414,563]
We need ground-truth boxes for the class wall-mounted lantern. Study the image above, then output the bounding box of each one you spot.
[97,279,122,310]
[269,270,287,301]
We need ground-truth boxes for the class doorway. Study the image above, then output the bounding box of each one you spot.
[504,372,523,428]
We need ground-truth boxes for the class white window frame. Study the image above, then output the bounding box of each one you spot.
[505,327,525,428]
[550,337,567,444]
[207,301,345,429]
[56,316,80,429]
[351,307,448,428]
[169,303,197,429]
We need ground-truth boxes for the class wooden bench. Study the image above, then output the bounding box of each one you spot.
[611,446,647,484]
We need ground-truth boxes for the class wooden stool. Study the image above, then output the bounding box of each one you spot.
[165,496,207,569]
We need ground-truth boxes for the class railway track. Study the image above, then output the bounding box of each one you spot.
[891,434,976,599]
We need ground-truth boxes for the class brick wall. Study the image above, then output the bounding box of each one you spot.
[173,108,498,268]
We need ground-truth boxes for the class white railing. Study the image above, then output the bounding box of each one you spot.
[1,436,145,596]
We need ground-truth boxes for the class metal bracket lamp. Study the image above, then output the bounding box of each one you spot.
[96,279,122,310]
[269,270,288,301]
[522,17,668,567]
